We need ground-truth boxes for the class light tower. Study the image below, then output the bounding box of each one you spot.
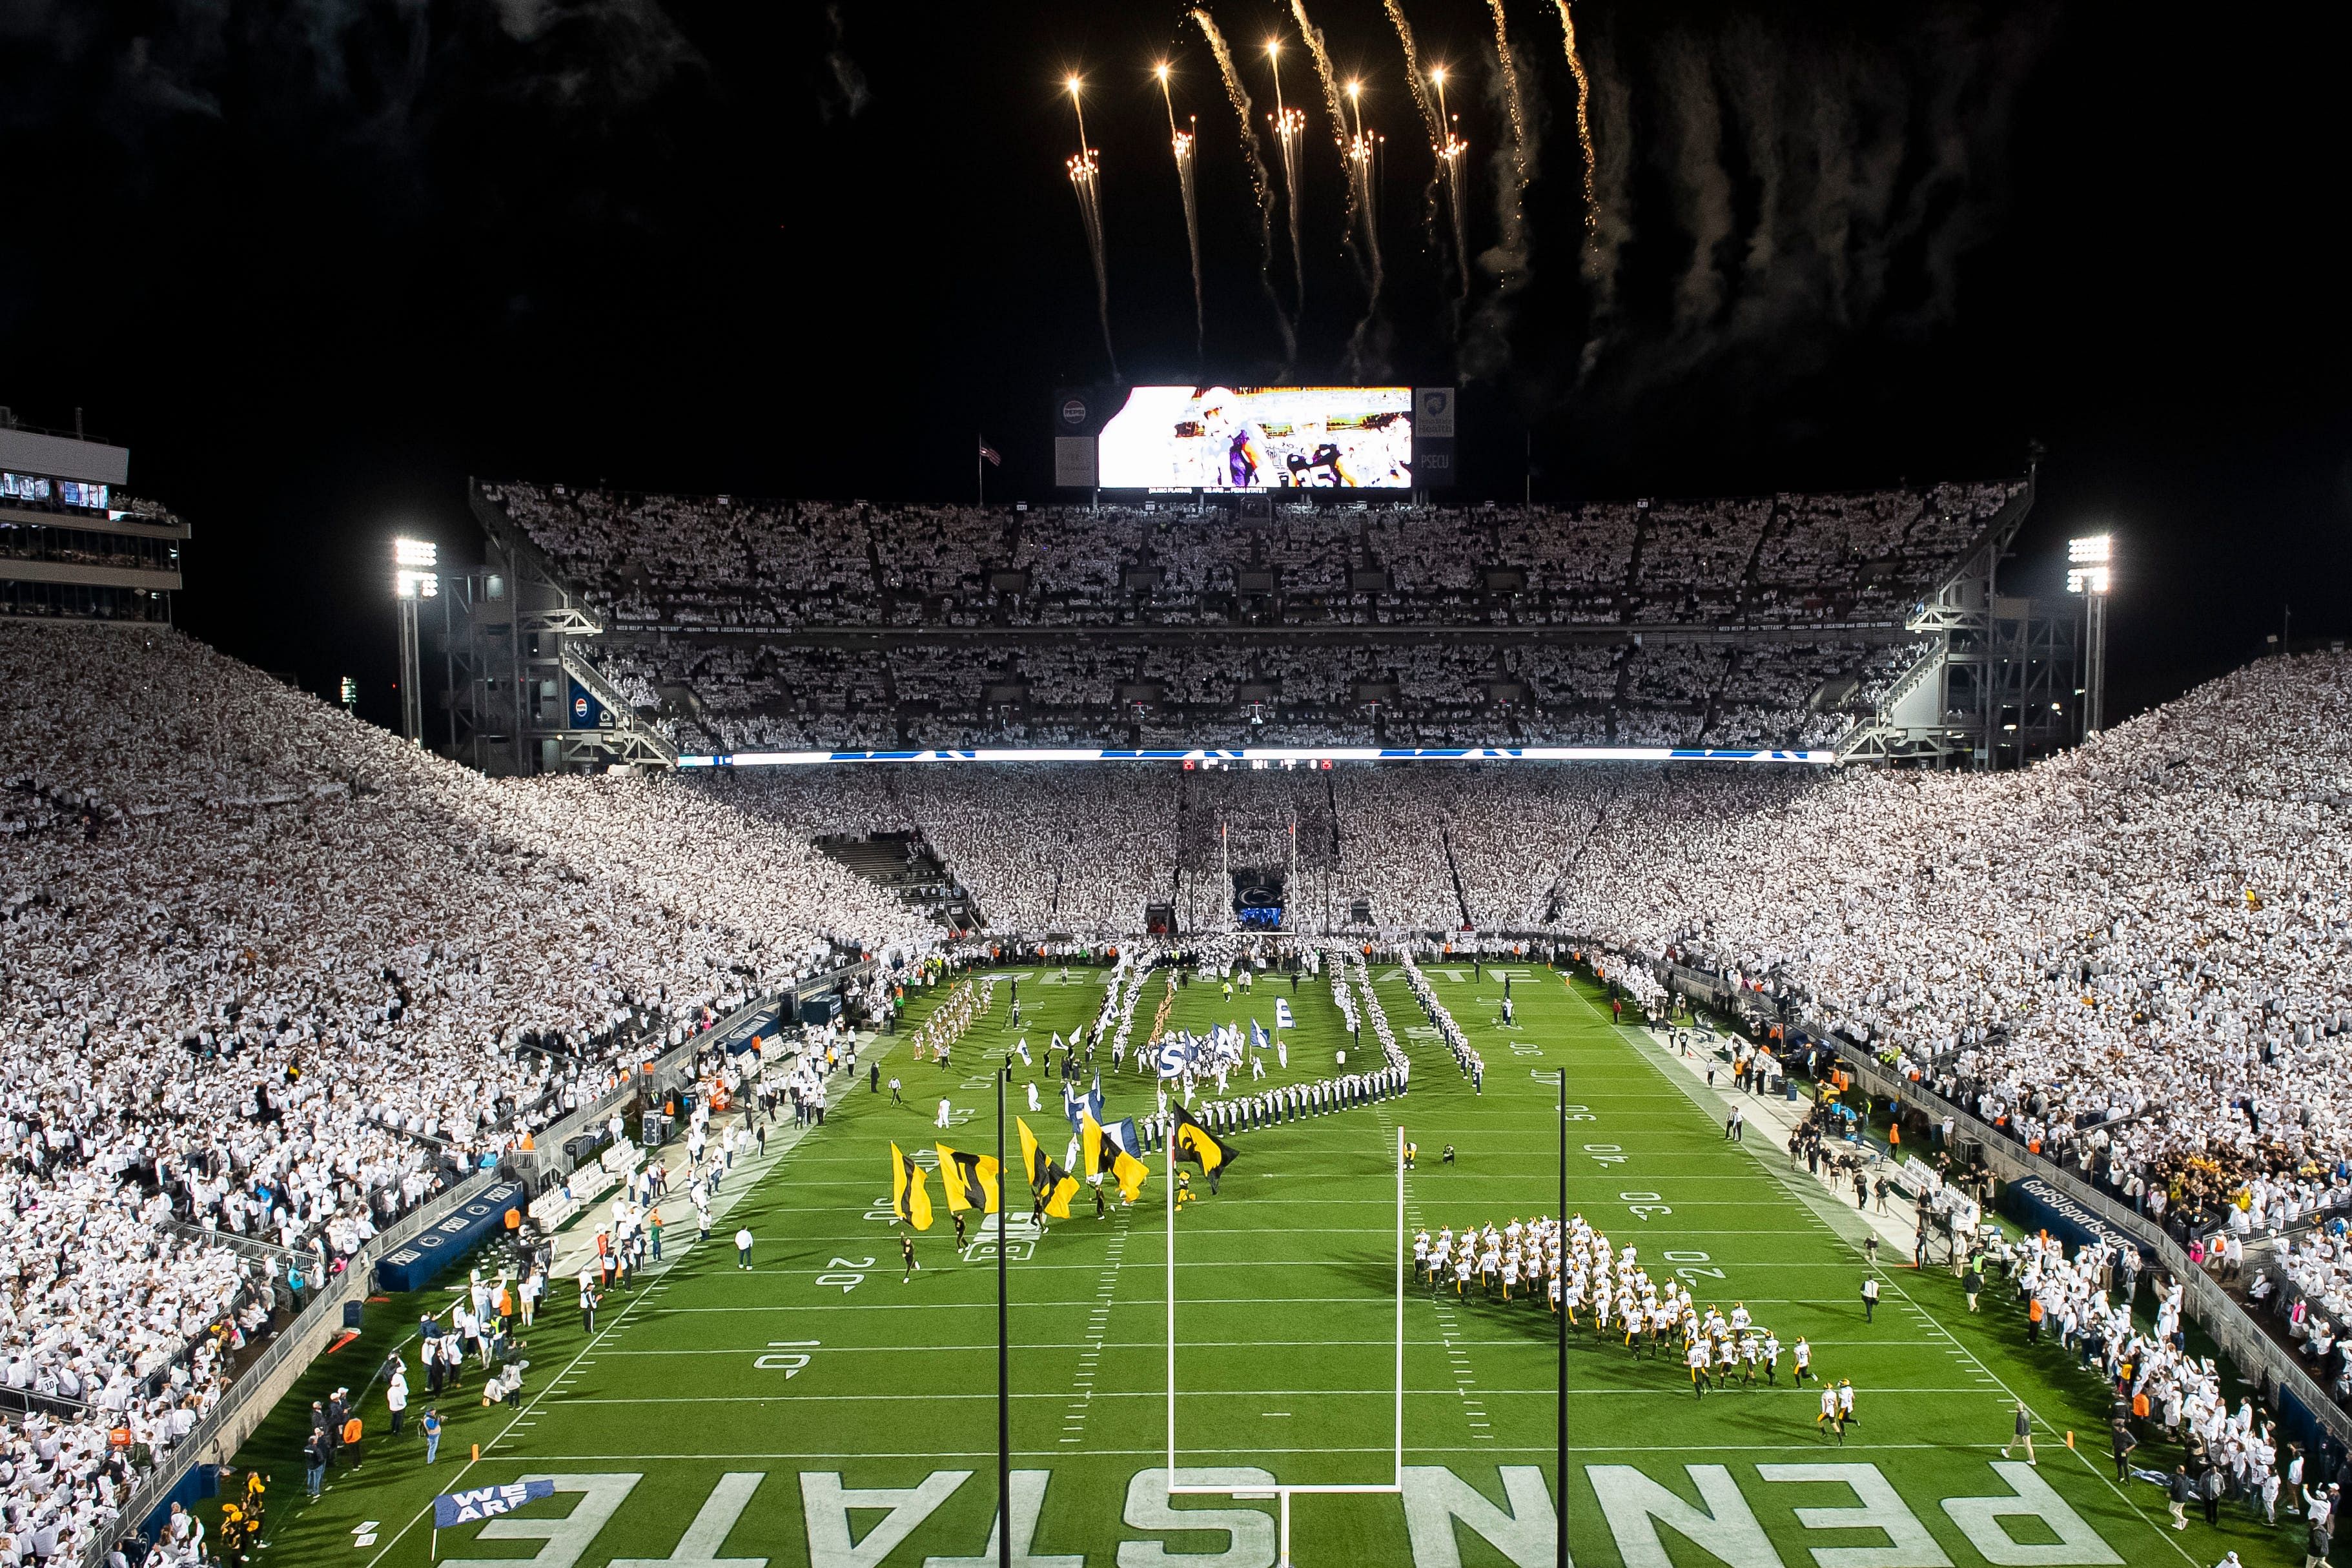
[393,537,438,746]
[2066,533,2112,737]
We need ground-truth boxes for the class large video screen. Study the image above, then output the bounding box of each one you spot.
[1096,385,1413,490]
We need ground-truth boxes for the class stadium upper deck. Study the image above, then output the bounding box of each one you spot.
[473,478,2027,757]
[487,478,2025,633]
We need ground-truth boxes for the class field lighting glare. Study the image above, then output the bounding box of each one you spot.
[2067,533,2114,737]
[393,537,437,568]
[2066,533,2112,596]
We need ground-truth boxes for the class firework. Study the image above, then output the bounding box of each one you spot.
[1461,0,1535,377]
[1157,64,1207,361]
[1553,0,1597,233]
[1190,7,1295,372]
[1065,77,1118,379]
[1382,0,1451,290]
[1289,1,1384,349]
[1341,77,1389,377]
[1266,38,1307,332]
[1430,67,1471,303]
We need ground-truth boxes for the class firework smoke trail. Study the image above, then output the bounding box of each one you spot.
[1289,0,1386,368]
[1340,81,1389,377]
[1191,8,1296,372]
[1431,67,1471,305]
[1464,0,1535,378]
[1553,0,1597,234]
[1288,1,1351,179]
[1065,80,1118,380]
[1266,40,1308,339]
[1156,68,1207,362]
[1382,0,1449,280]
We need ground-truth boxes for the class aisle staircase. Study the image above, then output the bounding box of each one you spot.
[815,830,983,932]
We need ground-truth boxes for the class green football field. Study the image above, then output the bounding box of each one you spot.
[227,961,2302,1567]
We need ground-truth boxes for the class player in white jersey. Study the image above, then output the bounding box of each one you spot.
[1686,1336,1712,1396]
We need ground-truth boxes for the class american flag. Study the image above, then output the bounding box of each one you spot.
[977,437,1002,467]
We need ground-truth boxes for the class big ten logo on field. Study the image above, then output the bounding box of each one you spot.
[435,1462,2125,1568]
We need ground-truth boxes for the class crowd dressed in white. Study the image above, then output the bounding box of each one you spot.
[0,624,931,1559]
[490,479,2020,633]
[7,609,2350,1555]
[496,476,2018,756]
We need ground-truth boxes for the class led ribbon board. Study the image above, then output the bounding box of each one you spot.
[675,746,1834,767]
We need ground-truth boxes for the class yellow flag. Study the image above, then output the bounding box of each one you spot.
[890,1143,934,1232]
[1081,1110,1149,1203]
[1016,1117,1081,1219]
[936,1143,1001,1214]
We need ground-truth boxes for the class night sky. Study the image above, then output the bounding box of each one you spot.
[4,0,2346,729]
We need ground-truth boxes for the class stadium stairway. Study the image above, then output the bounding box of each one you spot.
[815,830,981,931]
[538,1027,887,1290]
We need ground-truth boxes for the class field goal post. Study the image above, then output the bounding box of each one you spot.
[1165,1117,1406,1567]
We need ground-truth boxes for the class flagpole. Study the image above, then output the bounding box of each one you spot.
[1165,1088,1176,1480]
[998,1060,1011,1568]
[1557,1064,1569,1568]
[977,434,985,507]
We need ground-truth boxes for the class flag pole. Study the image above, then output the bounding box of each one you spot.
[998,1059,1011,1568]
[977,434,986,507]
[1557,1063,1569,1568]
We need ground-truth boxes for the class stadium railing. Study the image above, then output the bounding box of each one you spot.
[1626,946,2352,1452]
[1823,1040,2352,1454]
[80,983,848,1567]
[79,1167,501,1567]
[508,965,872,1183]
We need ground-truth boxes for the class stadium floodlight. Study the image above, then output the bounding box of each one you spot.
[392,537,436,746]
[2065,533,2114,738]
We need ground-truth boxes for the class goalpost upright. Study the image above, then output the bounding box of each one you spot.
[1165,1115,1406,1567]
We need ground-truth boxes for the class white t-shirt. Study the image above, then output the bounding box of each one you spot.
[735,1228,753,1250]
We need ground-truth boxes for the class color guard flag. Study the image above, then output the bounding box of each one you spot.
[1016,1116,1081,1218]
[1064,1073,1105,1134]
[889,1143,934,1231]
[1169,1101,1238,1177]
[1083,1110,1150,1203]
[1249,1019,1270,1055]
[435,1480,556,1527]
[936,1144,1001,1214]
[1274,998,1296,1030]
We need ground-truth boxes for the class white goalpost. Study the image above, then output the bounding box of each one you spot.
[1164,1119,1407,1567]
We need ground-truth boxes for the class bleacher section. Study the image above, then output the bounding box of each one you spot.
[484,478,2022,755]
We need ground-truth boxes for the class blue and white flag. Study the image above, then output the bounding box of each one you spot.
[1016,1037,1032,1066]
[1274,999,1296,1030]
[1249,1019,1270,1054]
[435,1481,557,1529]
[1064,1075,1105,1133]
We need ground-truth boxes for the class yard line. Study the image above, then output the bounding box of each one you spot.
[1571,983,2205,1568]
[491,1440,1972,1461]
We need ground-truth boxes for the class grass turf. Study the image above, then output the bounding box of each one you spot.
[219,961,2302,1567]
